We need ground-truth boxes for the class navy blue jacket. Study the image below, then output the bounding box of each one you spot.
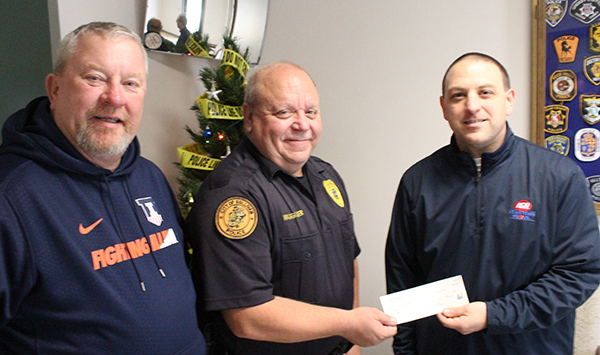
[386,126,600,354]
[0,97,207,354]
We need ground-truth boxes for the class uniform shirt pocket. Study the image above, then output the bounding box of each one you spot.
[281,232,320,302]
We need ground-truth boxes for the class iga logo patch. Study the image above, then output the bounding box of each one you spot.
[509,200,536,222]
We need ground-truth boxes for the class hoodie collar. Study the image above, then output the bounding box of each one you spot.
[0,97,139,179]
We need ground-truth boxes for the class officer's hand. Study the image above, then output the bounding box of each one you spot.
[342,307,397,347]
[436,301,487,335]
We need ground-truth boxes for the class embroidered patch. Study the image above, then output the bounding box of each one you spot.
[215,197,258,239]
[591,22,600,53]
[545,104,569,133]
[545,135,570,156]
[508,200,536,222]
[547,0,569,27]
[550,70,577,101]
[584,55,600,86]
[587,175,600,202]
[575,128,600,161]
[554,35,579,63]
[135,197,163,226]
[569,0,600,24]
[581,95,600,124]
[323,179,344,208]
[283,210,305,221]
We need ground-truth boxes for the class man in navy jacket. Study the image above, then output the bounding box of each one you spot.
[386,52,600,354]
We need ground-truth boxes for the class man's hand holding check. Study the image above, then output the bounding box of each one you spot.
[380,275,485,334]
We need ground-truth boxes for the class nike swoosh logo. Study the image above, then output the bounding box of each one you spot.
[79,218,104,235]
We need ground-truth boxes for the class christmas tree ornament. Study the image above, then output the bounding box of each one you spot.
[184,191,194,210]
[206,82,222,101]
[203,125,212,138]
[221,144,232,158]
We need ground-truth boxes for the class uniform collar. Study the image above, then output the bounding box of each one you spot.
[242,138,321,181]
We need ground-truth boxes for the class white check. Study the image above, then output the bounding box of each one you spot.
[380,275,469,324]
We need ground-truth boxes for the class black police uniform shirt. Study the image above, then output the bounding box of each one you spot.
[186,138,360,355]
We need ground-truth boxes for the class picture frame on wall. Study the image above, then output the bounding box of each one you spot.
[531,0,600,214]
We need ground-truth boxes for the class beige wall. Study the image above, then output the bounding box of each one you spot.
[257,2,531,353]
[55,1,587,354]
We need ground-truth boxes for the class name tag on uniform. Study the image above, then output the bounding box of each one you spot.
[380,275,469,324]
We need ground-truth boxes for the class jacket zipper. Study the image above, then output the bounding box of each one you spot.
[475,164,482,236]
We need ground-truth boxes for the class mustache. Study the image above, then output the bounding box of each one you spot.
[284,134,313,140]
[86,107,129,123]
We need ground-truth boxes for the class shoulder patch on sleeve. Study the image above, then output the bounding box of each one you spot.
[215,197,258,239]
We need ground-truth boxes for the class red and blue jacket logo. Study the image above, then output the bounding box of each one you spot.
[509,200,536,222]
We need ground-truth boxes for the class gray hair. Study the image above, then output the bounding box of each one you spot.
[54,22,148,75]
[177,14,188,26]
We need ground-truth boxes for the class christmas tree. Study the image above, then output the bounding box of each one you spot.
[176,35,250,217]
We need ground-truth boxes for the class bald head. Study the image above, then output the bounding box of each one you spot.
[242,62,321,176]
[244,62,316,107]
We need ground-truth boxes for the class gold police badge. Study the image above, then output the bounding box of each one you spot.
[545,104,569,133]
[584,55,600,85]
[323,179,345,208]
[215,197,258,239]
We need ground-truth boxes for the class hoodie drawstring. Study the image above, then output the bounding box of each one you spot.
[125,179,167,279]
[102,175,167,292]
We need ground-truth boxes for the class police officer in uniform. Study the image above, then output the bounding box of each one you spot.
[186,62,397,355]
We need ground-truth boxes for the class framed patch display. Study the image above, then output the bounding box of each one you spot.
[532,0,600,213]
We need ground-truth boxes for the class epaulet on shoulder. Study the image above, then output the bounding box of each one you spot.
[208,166,257,190]
[310,156,333,168]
